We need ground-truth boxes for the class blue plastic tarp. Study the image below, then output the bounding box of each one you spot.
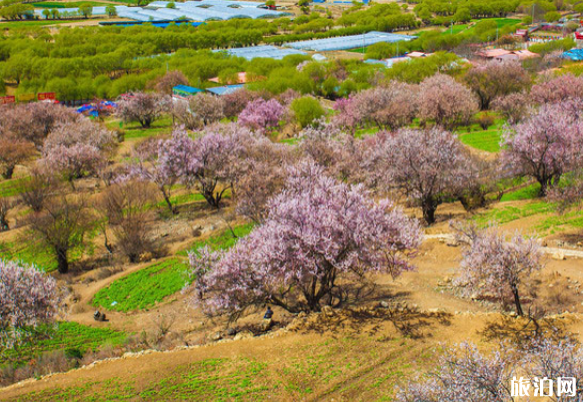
[562,48,583,61]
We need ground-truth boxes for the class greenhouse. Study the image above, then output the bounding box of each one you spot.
[216,45,307,60]
[285,31,416,52]
[35,0,287,22]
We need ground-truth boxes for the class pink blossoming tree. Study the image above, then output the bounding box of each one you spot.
[491,92,532,124]
[396,342,517,402]
[299,120,363,182]
[453,223,543,316]
[365,128,474,225]
[116,92,171,129]
[501,102,583,196]
[418,74,478,129]
[0,103,78,147]
[124,130,188,215]
[188,162,422,318]
[238,98,284,133]
[41,119,117,185]
[530,73,583,105]
[0,259,59,348]
[397,339,583,402]
[464,60,531,110]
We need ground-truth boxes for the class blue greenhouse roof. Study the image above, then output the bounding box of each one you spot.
[173,85,204,95]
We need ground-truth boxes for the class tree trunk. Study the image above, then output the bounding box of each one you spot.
[511,283,523,316]
[422,198,438,225]
[56,249,69,274]
[161,189,178,215]
[1,165,15,180]
[538,178,549,197]
[0,215,8,231]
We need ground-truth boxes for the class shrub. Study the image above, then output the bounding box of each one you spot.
[290,96,325,128]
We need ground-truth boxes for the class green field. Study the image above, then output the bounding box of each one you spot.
[92,257,190,312]
[459,127,502,153]
[156,192,206,209]
[474,202,553,227]
[178,222,255,256]
[499,182,541,202]
[1,322,127,368]
[93,223,255,312]
[0,177,30,198]
[0,240,71,273]
[110,116,174,140]
[441,18,521,36]
[473,200,583,235]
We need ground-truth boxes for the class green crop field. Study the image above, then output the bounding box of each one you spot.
[1,322,127,368]
[499,183,541,202]
[0,177,29,198]
[106,116,174,141]
[178,222,255,256]
[459,128,502,153]
[92,257,190,312]
[473,202,553,227]
[473,200,583,235]
[93,223,255,312]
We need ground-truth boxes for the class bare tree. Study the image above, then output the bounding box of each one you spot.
[18,168,55,213]
[98,180,157,263]
[28,192,93,274]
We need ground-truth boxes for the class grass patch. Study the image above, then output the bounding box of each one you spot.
[139,358,270,400]
[178,222,255,256]
[1,321,127,368]
[156,192,206,209]
[0,240,76,273]
[536,208,583,233]
[441,18,520,36]
[354,126,380,139]
[473,202,553,227]
[110,116,174,141]
[500,182,541,202]
[279,137,300,145]
[459,129,501,153]
[458,119,504,153]
[93,223,254,312]
[92,257,190,312]
[0,176,29,198]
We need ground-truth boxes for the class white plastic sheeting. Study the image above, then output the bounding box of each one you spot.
[285,31,416,52]
[215,45,307,60]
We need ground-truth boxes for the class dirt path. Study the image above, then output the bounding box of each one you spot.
[425,233,583,259]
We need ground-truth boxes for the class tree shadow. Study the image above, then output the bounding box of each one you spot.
[479,315,570,346]
[288,305,452,340]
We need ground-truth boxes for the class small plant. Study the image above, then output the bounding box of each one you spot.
[474,113,495,130]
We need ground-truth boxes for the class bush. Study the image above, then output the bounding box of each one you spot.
[475,113,496,130]
[529,37,575,55]
[290,96,325,128]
